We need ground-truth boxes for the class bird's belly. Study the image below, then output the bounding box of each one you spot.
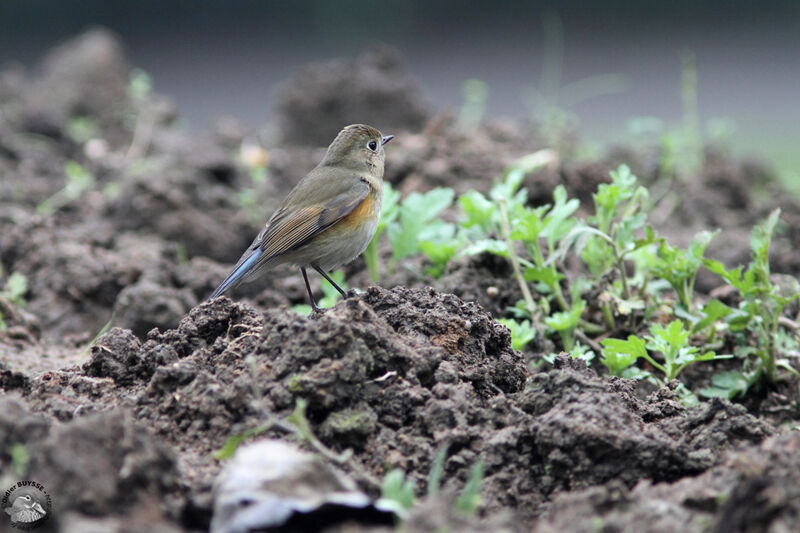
[288,193,380,271]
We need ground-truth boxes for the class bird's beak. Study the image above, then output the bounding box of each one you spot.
[32,502,46,515]
[381,135,394,146]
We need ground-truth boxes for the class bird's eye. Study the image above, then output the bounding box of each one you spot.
[367,140,378,151]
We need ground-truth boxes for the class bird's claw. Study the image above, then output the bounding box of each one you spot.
[308,306,328,318]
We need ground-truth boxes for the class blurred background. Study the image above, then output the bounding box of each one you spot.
[1,0,799,181]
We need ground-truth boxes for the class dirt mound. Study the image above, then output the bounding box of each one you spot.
[0,397,180,530]
[2,288,769,530]
[534,431,800,533]
[274,46,431,146]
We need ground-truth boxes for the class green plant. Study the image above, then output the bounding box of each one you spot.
[126,68,155,159]
[454,460,484,515]
[364,184,400,282]
[419,229,462,279]
[601,319,730,385]
[292,270,347,315]
[37,161,95,216]
[0,270,29,331]
[387,187,455,272]
[389,159,797,402]
[679,48,703,178]
[237,141,271,224]
[65,116,98,144]
[704,209,800,388]
[377,469,416,517]
[0,271,27,308]
[524,11,627,150]
[651,230,718,312]
[426,445,448,497]
[577,164,654,328]
[8,444,30,477]
[376,455,484,521]
[214,425,272,460]
[498,318,537,351]
[458,78,489,128]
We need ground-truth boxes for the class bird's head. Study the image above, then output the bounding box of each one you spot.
[321,124,393,175]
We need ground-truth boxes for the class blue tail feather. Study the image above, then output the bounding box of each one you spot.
[209,248,262,299]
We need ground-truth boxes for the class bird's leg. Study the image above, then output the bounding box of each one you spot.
[312,264,347,297]
[301,267,321,315]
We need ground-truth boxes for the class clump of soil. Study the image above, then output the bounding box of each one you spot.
[2,28,800,533]
[3,289,776,530]
[275,46,431,146]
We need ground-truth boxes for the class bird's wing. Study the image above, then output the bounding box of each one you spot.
[209,178,369,298]
[258,178,370,258]
[14,508,41,522]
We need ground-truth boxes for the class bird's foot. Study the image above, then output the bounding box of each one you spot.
[308,305,328,318]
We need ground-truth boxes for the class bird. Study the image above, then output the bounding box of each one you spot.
[5,494,47,523]
[210,124,393,313]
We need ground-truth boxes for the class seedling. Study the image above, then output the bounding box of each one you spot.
[651,230,718,312]
[377,469,416,517]
[419,226,462,279]
[498,318,538,351]
[237,140,271,224]
[388,187,455,272]
[37,161,95,216]
[0,270,29,331]
[426,445,449,497]
[454,460,484,515]
[458,78,489,128]
[704,209,800,386]
[364,184,400,281]
[601,320,730,385]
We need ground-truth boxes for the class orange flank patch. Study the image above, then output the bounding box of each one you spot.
[337,193,376,230]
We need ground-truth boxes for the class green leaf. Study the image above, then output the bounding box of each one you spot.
[750,208,780,266]
[378,184,401,232]
[454,460,484,515]
[523,265,563,287]
[490,167,527,206]
[541,186,580,245]
[600,335,648,376]
[699,370,750,400]
[213,425,271,460]
[420,230,460,279]
[129,68,153,100]
[427,446,449,497]
[379,469,416,514]
[2,272,28,306]
[691,299,733,333]
[650,320,690,351]
[509,205,547,242]
[498,318,538,351]
[389,188,455,263]
[545,300,586,332]
[459,190,495,231]
[462,239,510,258]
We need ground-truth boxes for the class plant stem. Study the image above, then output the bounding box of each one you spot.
[364,239,380,282]
[498,197,537,318]
[614,246,632,301]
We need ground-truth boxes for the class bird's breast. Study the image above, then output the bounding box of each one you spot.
[339,190,379,229]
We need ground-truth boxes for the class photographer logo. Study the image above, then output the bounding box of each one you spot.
[2,481,52,531]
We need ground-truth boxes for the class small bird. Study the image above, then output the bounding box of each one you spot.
[5,494,47,524]
[210,124,393,313]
